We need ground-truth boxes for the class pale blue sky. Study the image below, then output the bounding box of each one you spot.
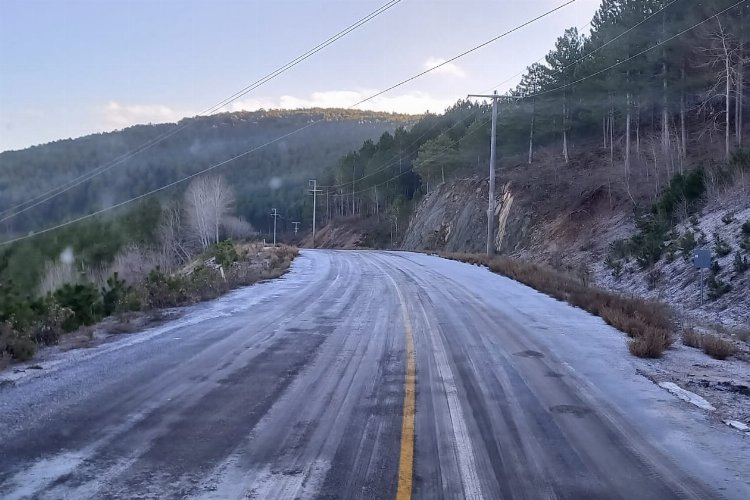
[0,0,601,151]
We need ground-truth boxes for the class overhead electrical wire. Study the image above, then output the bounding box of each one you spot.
[524,0,747,100]
[0,0,404,222]
[347,115,494,198]
[317,111,483,190]
[484,0,683,95]
[0,0,582,246]
[324,0,685,194]
[346,0,744,198]
[346,0,577,110]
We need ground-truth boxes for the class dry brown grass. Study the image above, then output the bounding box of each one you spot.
[701,334,736,360]
[110,320,138,335]
[733,328,750,344]
[0,352,10,371]
[682,327,703,348]
[445,253,673,358]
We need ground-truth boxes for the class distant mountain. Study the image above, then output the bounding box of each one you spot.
[0,108,415,235]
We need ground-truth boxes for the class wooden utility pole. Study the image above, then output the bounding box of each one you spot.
[468,90,500,256]
[270,208,279,246]
[308,180,322,247]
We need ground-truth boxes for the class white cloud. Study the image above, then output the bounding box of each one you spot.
[225,89,455,115]
[97,101,191,130]
[423,57,466,78]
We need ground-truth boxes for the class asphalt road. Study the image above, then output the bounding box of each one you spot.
[1,250,748,499]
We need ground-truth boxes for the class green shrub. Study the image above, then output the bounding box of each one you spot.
[734,253,749,274]
[205,240,239,267]
[6,337,36,361]
[32,299,72,346]
[101,272,135,316]
[630,213,668,268]
[53,282,102,331]
[614,169,705,268]
[604,255,623,278]
[678,231,698,260]
[653,168,705,219]
[608,240,629,260]
[707,274,732,300]
[713,233,731,257]
[0,281,41,332]
[144,268,192,308]
[721,213,735,225]
[743,219,750,236]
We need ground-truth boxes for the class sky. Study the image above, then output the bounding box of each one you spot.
[0,0,602,152]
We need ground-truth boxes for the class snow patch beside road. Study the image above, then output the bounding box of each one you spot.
[658,382,716,411]
[724,420,750,432]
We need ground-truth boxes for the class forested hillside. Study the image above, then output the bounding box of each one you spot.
[320,0,749,241]
[0,108,413,236]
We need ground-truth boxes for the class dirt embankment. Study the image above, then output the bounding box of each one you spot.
[298,217,368,249]
[400,144,749,330]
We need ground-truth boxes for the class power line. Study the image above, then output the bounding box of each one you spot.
[348,115,494,197]
[0,0,403,222]
[306,0,746,202]
[347,0,578,110]
[0,125,314,246]
[353,0,745,199]
[318,110,483,189]
[318,1,584,190]
[482,20,593,95]
[0,1,573,246]
[484,0,683,95]
[524,0,747,100]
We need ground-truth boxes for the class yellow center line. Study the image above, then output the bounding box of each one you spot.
[396,296,416,500]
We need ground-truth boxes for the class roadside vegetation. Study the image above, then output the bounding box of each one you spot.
[1,241,297,364]
[604,154,750,304]
[1,174,298,365]
[682,326,740,360]
[443,253,673,358]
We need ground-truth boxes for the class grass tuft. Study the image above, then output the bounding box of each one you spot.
[682,327,703,348]
[444,253,673,358]
[701,334,736,360]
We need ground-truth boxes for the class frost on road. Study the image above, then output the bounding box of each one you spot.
[1,251,748,499]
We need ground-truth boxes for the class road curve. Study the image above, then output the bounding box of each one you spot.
[1,250,748,499]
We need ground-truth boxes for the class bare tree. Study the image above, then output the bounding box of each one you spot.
[222,215,256,241]
[698,18,743,162]
[158,202,191,265]
[184,175,235,250]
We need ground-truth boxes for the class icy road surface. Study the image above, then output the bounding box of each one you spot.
[1,250,748,499]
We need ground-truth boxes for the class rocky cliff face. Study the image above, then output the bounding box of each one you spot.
[401,177,535,255]
[401,172,749,329]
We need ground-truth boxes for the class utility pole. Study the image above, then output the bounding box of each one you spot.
[308,180,322,247]
[270,208,279,246]
[468,90,500,256]
[292,221,300,234]
[351,163,356,215]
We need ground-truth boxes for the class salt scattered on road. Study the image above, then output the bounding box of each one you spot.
[658,382,716,411]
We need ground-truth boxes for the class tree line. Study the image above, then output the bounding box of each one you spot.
[319,0,749,243]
